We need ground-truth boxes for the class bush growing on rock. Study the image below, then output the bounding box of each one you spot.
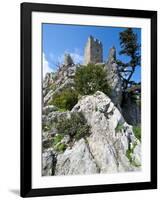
[55,143,67,152]
[74,64,111,95]
[53,134,63,146]
[49,88,78,111]
[55,112,90,140]
[126,142,140,167]
[52,134,68,153]
[133,125,141,141]
[115,122,124,133]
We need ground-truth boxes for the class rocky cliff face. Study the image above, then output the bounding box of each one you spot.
[42,50,141,176]
[43,55,78,106]
[72,91,141,173]
[104,46,122,106]
[122,96,141,126]
[42,91,141,176]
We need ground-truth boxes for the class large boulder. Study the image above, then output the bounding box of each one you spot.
[55,138,99,175]
[42,91,141,175]
[72,91,141,173]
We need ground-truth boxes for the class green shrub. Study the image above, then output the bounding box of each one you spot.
[55,143,67,152]
[55,112,90,140]
[53,134,63,146]
[52,134,67,153]
[74,64,111,95]
[57,108,67,112]
[115,122,124,133]
[126,149,132,163]
[126,142,140,167]
[75,125,90,140]
[133,125,141,141]
[49,88,78,111]
[126,142,137,162]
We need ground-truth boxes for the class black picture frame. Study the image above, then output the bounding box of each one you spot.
[20,2,157,197]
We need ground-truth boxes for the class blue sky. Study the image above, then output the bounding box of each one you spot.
[42,24,141,82]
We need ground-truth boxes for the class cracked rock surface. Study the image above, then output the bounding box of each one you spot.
[43,91,141,175]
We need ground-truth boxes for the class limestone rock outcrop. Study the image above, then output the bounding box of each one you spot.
[104,46,122,106]
[64,53,74,66]
[55,138,99,175]
[42,37,141,176]
[42,149,56,176]
[42,54,78,105]
[42,90,141,175]
[72,91,141,173]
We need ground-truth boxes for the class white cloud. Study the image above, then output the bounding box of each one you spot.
[70,52,83,64]
[58,49,83,65]
[43,49,83,74]
[43,53,53,77]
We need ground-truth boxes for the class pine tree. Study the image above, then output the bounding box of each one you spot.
[117,28,141,91]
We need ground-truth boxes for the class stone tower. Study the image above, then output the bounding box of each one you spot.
[84,36,103,65]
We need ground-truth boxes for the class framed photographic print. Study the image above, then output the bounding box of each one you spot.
[21,2,157,197]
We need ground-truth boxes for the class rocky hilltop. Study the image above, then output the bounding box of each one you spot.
[42,38,141,176]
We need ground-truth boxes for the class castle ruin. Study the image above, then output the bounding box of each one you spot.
[84,36,103,65]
